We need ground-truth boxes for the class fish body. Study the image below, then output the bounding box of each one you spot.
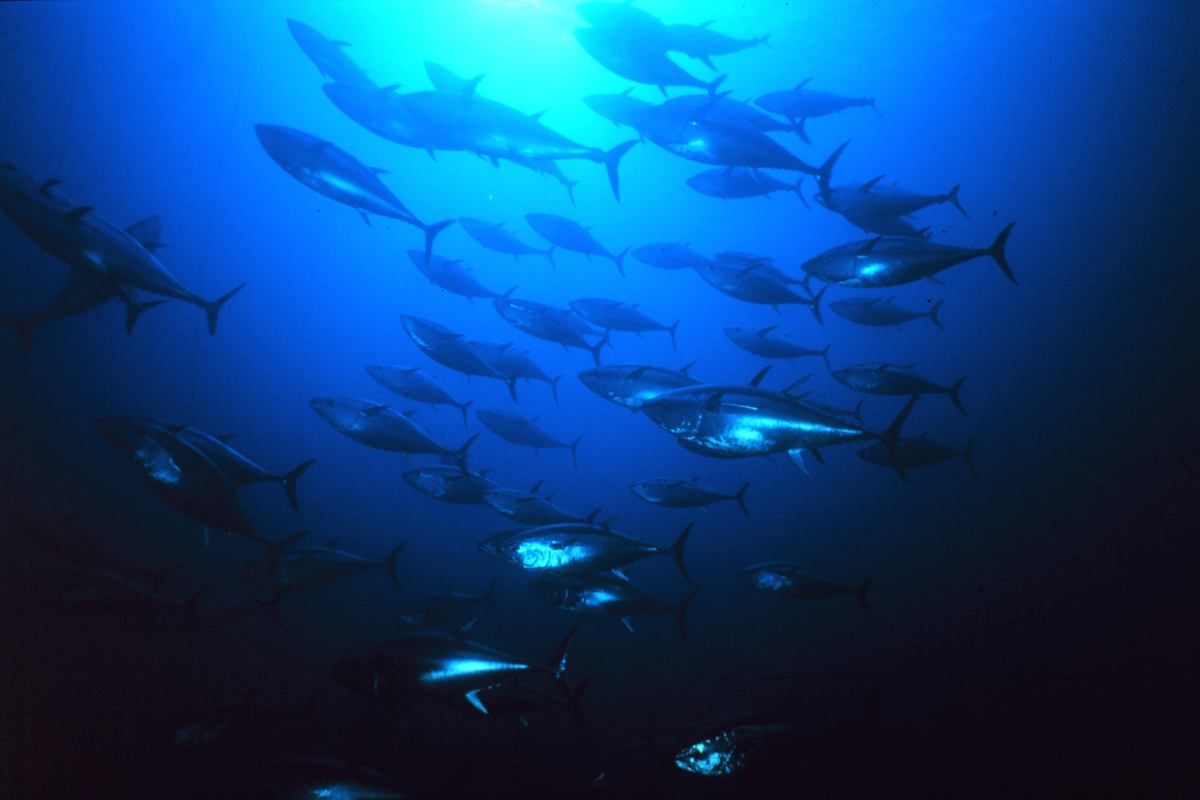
[831,364,965,412]
[631,478,749,515]
[367,365,473,423]
[402,465,497,504]
[570,298,678,348]
[310,396,476,459]
[401,315,508,381]
[687,167,803,201]
[479,522,693,582]
[829,297,943,329]
[742,562,869,610]
[406,249,500,300]
[525,213,627,275]
[459,216,555,263]
[631,242,712,271]
[577,363,700,410]
[475,409,580,464]
[724,326,829,362]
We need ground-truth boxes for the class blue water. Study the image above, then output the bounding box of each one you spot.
[2,1,1197,796]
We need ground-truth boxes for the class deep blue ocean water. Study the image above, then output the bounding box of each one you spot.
[1,1,1197,796]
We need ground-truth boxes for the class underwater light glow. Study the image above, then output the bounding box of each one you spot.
[419,658,528,683]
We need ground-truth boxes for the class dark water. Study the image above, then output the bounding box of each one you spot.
[1,1,1197,797]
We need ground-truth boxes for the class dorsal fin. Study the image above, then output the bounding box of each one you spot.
[125,215,166,251]
[748,365,773,387]
[857,236,884,256]
[63,206,93,224]
[756,325,779,337]
[363,404,389,416]
[528,109,548,122]
[699,19,715,28]
[702,391,725,412]
[529,479,543,495]
[38,178,62,196]
[216,433,237,443]
[677,361,695,376]
[794,77,813,91]
[627,366,649,380]
[858,175,885,193]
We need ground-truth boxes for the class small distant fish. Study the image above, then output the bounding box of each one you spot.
[857,436,975,483]
[724,325,830,363]
[366,365,473,425]
[831,363,966,413]
[756,79,878,121]
[396,580,499,627]
[694,259,826,320]
[484,480,600,526]
[742,562,870,611]
[246,531,404,593]
[630,478,749,516]
[529,573,701,638]
[493,296,608,366]
[569,298,679,350]
[577,362,700,410]
[525,213,628,276]
[459,216,556,265]
[400,315,512,391]
[466,339,562,402]
[475,409,581,465]
[631,242,712,271]
[830,297,943,330]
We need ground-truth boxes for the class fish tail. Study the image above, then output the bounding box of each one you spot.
[705,73,727,96]
[1,316,35,353]
[255,587,290,629]
[203,282,247,335]
[124,298,168,335]
[544,245,557,269]
[568,435,582,468]
[757,34,772,49]
[422,218,457,266]
[879,395,919,466]
[851,397,867,427]
[673,587,701,641]
[548,622,587,731]
[962,437,976,473]
[483,578,499,611]
[563,179,580,207]
[458,399,474,427]
[985,222,1016,284]
[808,282,827,325]
[928,300,944,331]
[667,319,680,351]
[733,481,750,516]
[506,378,519,402]
[947,182,969,218]
[948,376,967,414]
[792,175,811,208]
[455,432,480,470]
[857,578,871,614]
[820,343,832,370]
[613,246,630,277]
[279,458,317,511]
[549,375,561,404]
[817,140,849,199]
[588,330,610,366]
[668,522,695,583]
[383,541,405,591]
[601,139,639,202]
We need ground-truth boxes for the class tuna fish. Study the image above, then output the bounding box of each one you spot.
[331,624,583,721]
[742,562,870,612]
[366,365,474,425]
[458,216,556,265]
[631,242,713,271]
[694,259,826,320]
[132,418,315,511]
[529,573,701,638]
[475,409,581,465]
[400,315,511,388]
[569,298,679,350]
[0,163,244,334]
[723,326,830,363]
[94,417,263,544]
[479,521,694,582]
[756,79,878,122]
[525,213,628,276]
[402,465,498,504]
[830,297,943,330]
[309,397,479,463]
[577,362,700,410]
[483,482,600,526]
[575,26,726,96]
[857,435,975,482]
[831,363,966,412]
[665,22,771,70]
[396,581,499,627]
[254,124,453,263]
[250,532,404,593]
[630,478,749,516]
[800,224,1017,287]
[405,249,505,301]
[285,19,372,87]
[493,296,609,365]
[686,167,807,204]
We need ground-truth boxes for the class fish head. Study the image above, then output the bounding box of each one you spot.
[673,732,745,777]
[640,391,704,436]
[285,18,324,50]
[582,93,650,127]
[309,397,365,431]
[402,467,453,497]
[253,123,307,166]
[527,577,569,607]
[400,315,452,349]
[741,564,792,592]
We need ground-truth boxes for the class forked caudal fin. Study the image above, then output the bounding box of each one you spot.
[666,522,694,583]
[458,399,474,427]
[984,222,1016,284]
[807,283,827,325]
[928,300,944,331]
[421,219,456,267]
[588,329,611,366]
[817,140,850,198]
[612,246,630,277]
[279,459,317,511]
[733,481,750,516]
[947,376,967,414]
[946,183,969,218]
[567,435,582,468]
[453,432,480,470]
[204,283,247,335]
[382,542,405,590]
[600,140,639,202]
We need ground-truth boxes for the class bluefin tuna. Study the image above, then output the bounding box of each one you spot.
[396,580,499,628]
[309,397,479,462]
[458,216,556,265]
[665,22,771,70]
[405,249,506,301]
[631,242,712,271]
[402,464,498,504]
[525,213,629,276]
[723,326,830,363]
[285,19,372,87]
[830,297,943,330]
[686,167,807,204]
[858,435,975,482]
[575,26,725,96]
[577,362,700,410]
[569,298,679,350]
[742,562,870,612]
[493,296,609,365]
[831,363,966,412]
[366,365,474,425]
[479,522,694,582]
[475,409,581,465]
[529,573,701,638]
[630,478,749,515]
